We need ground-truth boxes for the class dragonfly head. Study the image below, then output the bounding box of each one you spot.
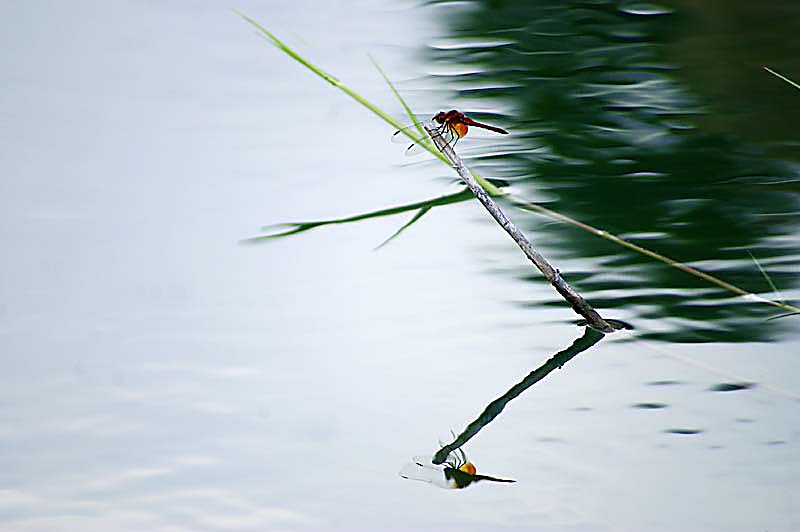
[433,110,463,124]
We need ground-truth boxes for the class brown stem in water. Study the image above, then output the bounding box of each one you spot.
[425,125,616,333]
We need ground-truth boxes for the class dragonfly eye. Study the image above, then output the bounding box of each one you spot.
[433,112,446,124]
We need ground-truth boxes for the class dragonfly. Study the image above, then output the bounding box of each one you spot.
[399,446,516,489]
[392,110,509,155]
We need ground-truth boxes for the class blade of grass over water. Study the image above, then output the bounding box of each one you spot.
[512,199,800,315]
[748,251,785,305]
[766,312,800,321]
[375,207,431,250]
[238,13,502,195]
[243,189,473,243]
[764,66,800,91]
[370,56,424,139]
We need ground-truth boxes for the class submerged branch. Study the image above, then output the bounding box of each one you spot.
[425,125,616,333]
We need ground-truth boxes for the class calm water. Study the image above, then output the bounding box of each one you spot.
[1,1,799,531]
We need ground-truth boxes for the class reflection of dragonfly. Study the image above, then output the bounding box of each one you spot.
[392,110,509,155]
[399,446,516,489]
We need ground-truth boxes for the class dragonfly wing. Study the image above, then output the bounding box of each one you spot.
[414,126,459,156]
[391,121,432,145]
[403,139,435,157]
[392,121,457,156]
[399,456,455,489]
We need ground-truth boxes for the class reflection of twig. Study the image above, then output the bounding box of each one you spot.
[425,125,615,332]
[433,326,605,464]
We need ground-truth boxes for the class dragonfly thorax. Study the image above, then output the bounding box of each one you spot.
[459,461,477,475]
[433,109,464,125]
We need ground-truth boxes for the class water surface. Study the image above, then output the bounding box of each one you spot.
[1,1,799,531]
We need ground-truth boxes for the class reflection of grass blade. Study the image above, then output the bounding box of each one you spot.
[748,251,785,304]
[375,206,431,250]
[764,66,800,91]
[243,189,472,243]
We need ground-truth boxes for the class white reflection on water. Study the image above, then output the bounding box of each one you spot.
[0,487,319,531]
[1,0,799,532]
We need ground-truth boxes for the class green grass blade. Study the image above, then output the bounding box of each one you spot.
[748,250,785,304]
[374,206,431,250]
[239,15,421,146]
[370,56,425,138]
[764,66,800,91]
[243,189,472,243]
[766,312,800,321]
[238,12,339,86]
[239,14,503,196]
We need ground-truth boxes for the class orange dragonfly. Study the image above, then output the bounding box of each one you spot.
[392,109,509,155]
[399,446,516,489]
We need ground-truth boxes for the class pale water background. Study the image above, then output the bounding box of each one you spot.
[1,1,799,531]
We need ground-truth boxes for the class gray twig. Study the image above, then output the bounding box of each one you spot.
[425,125,615,333]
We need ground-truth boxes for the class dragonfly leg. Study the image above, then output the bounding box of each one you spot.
[456,447,467,468]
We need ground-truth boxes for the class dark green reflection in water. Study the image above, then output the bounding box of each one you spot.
[433,326,605,464]
[427,0,800,342]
